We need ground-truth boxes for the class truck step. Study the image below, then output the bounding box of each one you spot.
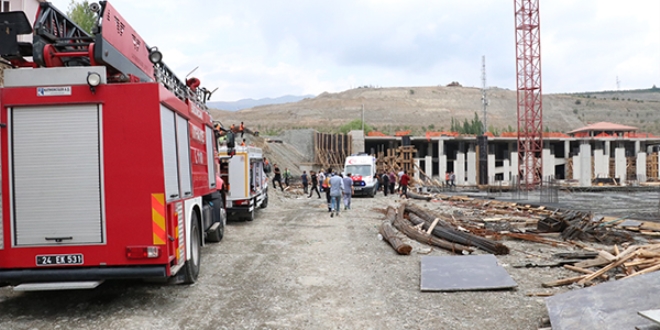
[13,280,104,291]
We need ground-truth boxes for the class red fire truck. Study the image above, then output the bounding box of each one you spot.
[0,1,227,290]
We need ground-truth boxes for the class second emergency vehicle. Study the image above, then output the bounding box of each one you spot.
[218,146,268,221]
[344,153,378,197]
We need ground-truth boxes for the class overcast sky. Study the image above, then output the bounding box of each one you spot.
[51,0,659,101]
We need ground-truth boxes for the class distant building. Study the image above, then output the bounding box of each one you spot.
[568,122,639,138]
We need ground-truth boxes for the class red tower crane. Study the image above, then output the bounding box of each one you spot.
[514,0,543,189]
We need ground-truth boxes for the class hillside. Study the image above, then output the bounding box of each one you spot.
[210,86,660,135]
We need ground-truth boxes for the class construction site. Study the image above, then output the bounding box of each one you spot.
[2,0,660,330]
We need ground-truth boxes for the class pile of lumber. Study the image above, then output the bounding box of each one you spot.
[543,243,660,287]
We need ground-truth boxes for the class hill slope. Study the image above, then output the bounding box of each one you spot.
[210,86,660,135]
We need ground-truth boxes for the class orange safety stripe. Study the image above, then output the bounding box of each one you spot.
[151,193,166,245]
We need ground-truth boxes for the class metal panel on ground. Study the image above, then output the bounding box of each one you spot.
[546,271,660,330]
[160,105,179,201]
[12,105,103,246]
[639,310,660,325]
[420,255,517,291]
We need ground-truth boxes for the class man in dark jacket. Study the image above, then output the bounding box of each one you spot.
[273,164,283,191]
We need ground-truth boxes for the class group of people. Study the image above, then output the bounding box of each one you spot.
[300,168,354,217]
[271,163,292,191]
[375,169,411,198]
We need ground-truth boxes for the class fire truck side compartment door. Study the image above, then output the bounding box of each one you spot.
[11,105,104,246]
[160,105,179,201]
[205,125,215,189]
[175,115,192,198]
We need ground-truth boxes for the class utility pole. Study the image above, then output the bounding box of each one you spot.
[481,55,488,135]
[362,104,365,132]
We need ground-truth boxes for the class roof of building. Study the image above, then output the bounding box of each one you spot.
[567,122,638,134]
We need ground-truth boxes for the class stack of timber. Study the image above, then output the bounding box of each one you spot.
[385,204,473,254]
[379,207,412,255]
[627,156,637,180]
[543,243,660,287]
[404,203,510,254]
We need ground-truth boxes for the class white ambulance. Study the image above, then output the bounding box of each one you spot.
[218,146,268,221]
[343,153,379,197]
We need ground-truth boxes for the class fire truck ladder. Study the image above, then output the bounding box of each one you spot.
[0,1,213,109]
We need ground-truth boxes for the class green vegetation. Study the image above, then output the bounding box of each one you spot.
[67,0,97,34]
[338,119,373,134]
[450,112,484,135]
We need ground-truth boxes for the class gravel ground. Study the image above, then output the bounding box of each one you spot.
[0,188,644,330]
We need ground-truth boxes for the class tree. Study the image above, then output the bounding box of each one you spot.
[339,119,373,134]
[67,0,97,34]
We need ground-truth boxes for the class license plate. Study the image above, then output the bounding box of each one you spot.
[354,187,362,191]
[36,254,84,266]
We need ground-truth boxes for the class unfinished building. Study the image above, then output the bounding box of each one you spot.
[350,122,660,187]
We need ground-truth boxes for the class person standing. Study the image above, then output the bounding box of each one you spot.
[283,168,292,188]
[342,172,354,210]
[449,171,456,188]
[445,172,450,188]
[273,164,284,191]
[308,171,321,198]
[381,172,390,196]
[388,171,396,194]
[397,169,405,193]
[399,170,410,198]
[329,172,344,217]
[301,170,309,194]
[323,168,332,212]
[239,121,245,138]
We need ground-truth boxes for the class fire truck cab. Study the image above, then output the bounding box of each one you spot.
[0,2,226,290]
[217,146,268,221]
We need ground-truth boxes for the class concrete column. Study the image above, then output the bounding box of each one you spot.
[503,159,511,182]
[604,141,611,157]
[615,146,626,185]
[467,148,476,185]
[439,155,447,184]
[542,149,554,179]
[349,130,365,154]
[510,152,518,181]
[594,149,608,178]
[572,155,580,181]
[579,142,592,187]
[637,152,647,182]
[635,141,641,155]
[455,152,465,186]
[488,154,495,184]
[425,155,433,180]
[414,158,421,180]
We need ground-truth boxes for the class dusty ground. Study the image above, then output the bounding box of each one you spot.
[0,188,652,330]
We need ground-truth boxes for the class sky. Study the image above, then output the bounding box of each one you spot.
[50,0,660,101]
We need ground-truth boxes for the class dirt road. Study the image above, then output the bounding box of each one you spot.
[0,191,565,330]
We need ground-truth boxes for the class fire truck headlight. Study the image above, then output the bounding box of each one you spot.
[87,72,101,87]
[149,47,162,64]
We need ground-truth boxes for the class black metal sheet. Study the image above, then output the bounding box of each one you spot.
[420,254,517,292]
[546,272,660,330]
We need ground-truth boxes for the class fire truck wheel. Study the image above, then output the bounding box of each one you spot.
[182,215,201,284]
[261,193,268,209]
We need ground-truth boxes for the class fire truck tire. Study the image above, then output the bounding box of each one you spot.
[182,215,201,284]
[261,193,268,209]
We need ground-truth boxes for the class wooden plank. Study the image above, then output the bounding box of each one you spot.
[574,256,611,268]
[641,222,660,232]
[542,274,588,288]
[578,252,638,285]
[426,218,441,234]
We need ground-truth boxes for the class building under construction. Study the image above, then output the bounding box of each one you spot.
[349,122,660,187]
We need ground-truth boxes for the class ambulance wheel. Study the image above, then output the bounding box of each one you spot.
[369,187,376,198]
[182,215,201,284]
[246,204,255,222]
[261,194,268,209]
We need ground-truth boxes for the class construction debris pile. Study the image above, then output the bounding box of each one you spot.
[380,191,660,290]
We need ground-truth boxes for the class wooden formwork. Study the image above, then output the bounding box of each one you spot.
[376,146,417,175]
[647,153,659,180]
[314,133,352,171]
[627,156,636,179]
[609,159,616,179]
[567,158,573,180]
